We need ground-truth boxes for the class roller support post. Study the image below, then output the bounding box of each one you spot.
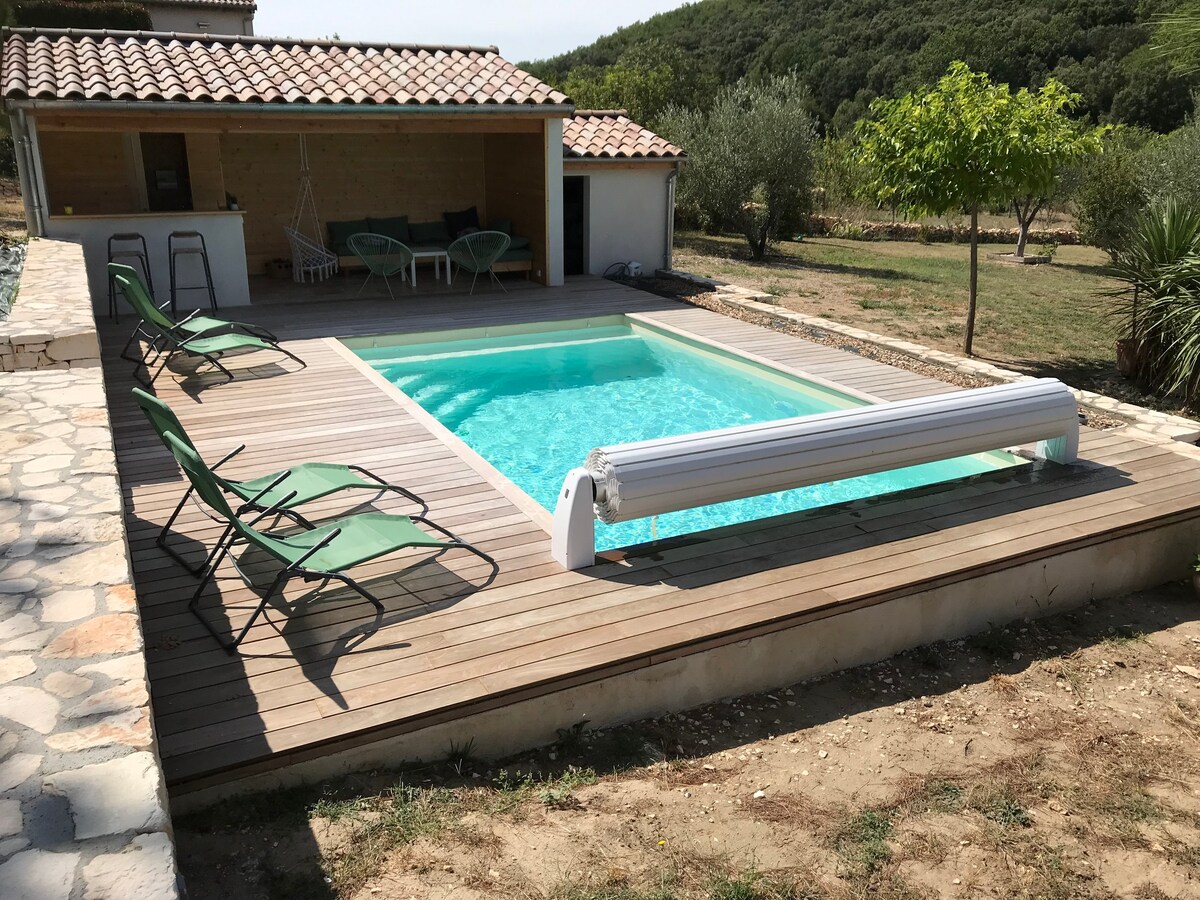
[551,467,597,571]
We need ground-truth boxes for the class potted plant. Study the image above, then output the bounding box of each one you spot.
[1115,288,1142,377]
[1115,335,1143,377]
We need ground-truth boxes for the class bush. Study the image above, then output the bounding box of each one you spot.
[660,73,819,260]
[10,1,153,30]
[1109,198,1200,405]
[804,214,1080,246]
[1140,117,1200,210]
[0,133,15,179]
[1067,131,1150,256]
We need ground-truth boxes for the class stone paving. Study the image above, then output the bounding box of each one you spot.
[0,368,179,899]
[0,240,101,373]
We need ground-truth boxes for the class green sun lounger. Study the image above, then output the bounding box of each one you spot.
[110,263,303,385]
[132,387,426,575]
[163,430,496,652]
[110,262,278,352]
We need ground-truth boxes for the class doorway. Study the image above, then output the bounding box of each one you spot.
[563,176,587,276]
[140,133,193,212]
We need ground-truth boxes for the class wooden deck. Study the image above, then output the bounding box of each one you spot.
[100,276,1200,795]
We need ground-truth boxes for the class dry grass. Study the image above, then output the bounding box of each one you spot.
[173,585,1200,899]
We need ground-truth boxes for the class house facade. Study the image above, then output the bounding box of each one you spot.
[562,111,683,277]
[0,28,683,309]
[143,0,256,35]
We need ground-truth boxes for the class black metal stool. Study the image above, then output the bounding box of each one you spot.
[107,232,153,323]
[168,231,218,316]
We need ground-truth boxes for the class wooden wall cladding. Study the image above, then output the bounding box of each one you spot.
[220,131,489,270]
[39,131,140,215]
[484,129,547,284]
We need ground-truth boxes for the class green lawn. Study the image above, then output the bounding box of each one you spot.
[673,232,1122,392]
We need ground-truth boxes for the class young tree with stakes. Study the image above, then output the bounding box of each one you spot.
[854,62,1103,355]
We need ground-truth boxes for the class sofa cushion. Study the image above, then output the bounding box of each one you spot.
[410,220,452,245]
[369,215,410,244]
[489,217,512,236]
[498,247,534,263]
[444,206,481,237]
[328,218,370,255]
[506,235,531,251]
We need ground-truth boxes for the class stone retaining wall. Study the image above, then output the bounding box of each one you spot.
[0,335,179,890]
[0,240,100,373]
[658,268,1200,445]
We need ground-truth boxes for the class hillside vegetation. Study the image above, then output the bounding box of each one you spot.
[526,0,1195,132]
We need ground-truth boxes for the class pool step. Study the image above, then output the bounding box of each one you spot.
[366,332,639,367]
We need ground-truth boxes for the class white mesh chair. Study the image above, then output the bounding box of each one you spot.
[447,231,511,294]
[284,227,339,283]
[347,233,414,300]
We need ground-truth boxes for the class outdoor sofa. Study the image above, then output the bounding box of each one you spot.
[327,206,534,276]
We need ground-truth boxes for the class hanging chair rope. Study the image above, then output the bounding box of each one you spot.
[289,134,326,246]
[284,133,339,283]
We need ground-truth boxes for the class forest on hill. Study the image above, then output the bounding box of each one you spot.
[524,0,1196,133]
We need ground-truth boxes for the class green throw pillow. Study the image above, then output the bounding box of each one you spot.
[506,235,530,251]
[410,220,451,244]
[369,215,410,244]
[328,218,370,254]
[444,206,481,237]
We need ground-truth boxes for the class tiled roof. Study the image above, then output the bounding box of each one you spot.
[0,29,570,107]
[146,1,256,9]
[563,110,684,159]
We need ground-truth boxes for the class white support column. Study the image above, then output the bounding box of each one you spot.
[544,117,565,286]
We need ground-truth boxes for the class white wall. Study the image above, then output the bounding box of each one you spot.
[577,166,674,276]
[145,5,253,34]
[45,212,252,313]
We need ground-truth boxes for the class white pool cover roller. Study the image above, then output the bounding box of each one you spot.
[550,378,1079,570]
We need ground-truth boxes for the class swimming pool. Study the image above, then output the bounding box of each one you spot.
[348,317,1024,550]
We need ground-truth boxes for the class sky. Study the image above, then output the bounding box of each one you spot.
[255,1,693,64]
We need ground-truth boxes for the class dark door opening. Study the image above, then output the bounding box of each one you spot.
[141,133,193,212]
[563,176,586,276]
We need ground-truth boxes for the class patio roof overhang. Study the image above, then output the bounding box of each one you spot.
[5,96,575,118]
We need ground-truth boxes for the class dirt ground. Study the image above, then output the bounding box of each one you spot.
[175,582,1200,900]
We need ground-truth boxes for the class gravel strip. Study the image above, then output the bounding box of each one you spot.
[637,277,1129,431]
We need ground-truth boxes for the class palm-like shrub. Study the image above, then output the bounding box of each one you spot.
[1110,198,1200,403]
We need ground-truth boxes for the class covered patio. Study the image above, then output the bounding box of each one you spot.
[4,28,569,313]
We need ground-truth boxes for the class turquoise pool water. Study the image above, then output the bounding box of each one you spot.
[353,320,1022,551]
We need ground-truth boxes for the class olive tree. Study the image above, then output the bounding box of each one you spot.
[854,62,1104,355]
[660,74,819,260]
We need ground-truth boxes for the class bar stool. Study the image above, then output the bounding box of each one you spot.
[107,233,153,323]
[168,231,218,316]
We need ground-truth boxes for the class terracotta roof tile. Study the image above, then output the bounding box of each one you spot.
[145,1,256,10]
[562,110,685,160]
[0,29,570,107]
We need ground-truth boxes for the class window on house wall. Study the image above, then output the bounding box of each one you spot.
[139,133,193,212]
